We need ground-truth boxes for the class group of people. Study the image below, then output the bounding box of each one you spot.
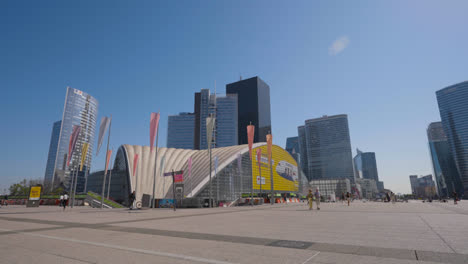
[59,194,69,210]
[306,189,321,210]
[385,192,397,203]
[0,195,8,207]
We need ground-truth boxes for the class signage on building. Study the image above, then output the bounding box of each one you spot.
[29,186,41,201]
[163,170,184,182]
[251,145,299,192]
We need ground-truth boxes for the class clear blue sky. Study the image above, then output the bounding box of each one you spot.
[1,1,467,194]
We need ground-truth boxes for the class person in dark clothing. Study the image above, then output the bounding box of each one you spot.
[453,191,458,205]
[341,193,345,204]
[4,195,8,206]
[346,192,351,206]
[386,192,391,203]
[129,191,136,209]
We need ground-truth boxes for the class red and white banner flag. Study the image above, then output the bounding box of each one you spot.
[247,124,255,160]
[256,148,262,167]
[105,149,113,173]
[266,134,273,165]
[150,112,160,152]
[96,116,111,155]
[133,154,139,177]
[67,125,81,166]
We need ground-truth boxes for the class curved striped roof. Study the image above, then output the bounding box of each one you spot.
[121,143,267,201]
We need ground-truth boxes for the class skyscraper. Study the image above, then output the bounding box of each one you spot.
[46,87,98,191]
[285,137,299,155]
[353,149,379,182]
[436,81,468,195]
[167,113,195,149]
[427,122,463,197]
[226,76,271,144]
[298,126,309,178]
[299,115,354,182]
[44,120,62,187]
[193,89,238,149]
[216,94,238,147]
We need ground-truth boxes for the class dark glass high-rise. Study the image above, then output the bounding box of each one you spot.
[226,76,271,144]
[436,81,468,196]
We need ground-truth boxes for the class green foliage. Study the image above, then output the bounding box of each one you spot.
[87,192,124,208]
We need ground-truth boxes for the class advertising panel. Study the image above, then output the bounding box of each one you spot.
[29,186,41,201]
[251,145,299,192]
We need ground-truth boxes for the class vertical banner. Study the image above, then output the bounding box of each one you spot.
[150,112,160,152]
[67,125,81,166]
[104,149,113,172]
[206,116,216,149]
[96,117,110,155]
[80,143,89,171]
[266,134,273,164]
[133,154,139,177]
[247,124,255,160]
[257,148,263,186]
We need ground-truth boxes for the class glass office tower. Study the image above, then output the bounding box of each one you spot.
[216,94,238,147]
[44,120,62,187]
[298,126,309,180]
[226,76,271,144]
[301,115,354,182]
[427,122,463,197]
[285,137,299,155]
[436,81,468,196]
[353,149,379,182]
[193,89,238,149]
[48,87,98,191]
[167,113,195,149]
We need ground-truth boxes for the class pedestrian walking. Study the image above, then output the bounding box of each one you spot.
[4,195,8,206]
[314,189,321,210]
[129,191,136,209]
[346,192,351,206]
[63,194,68,210]
[341,193,345,204]
[307,190,313,210]
[386,192,391,203]
[453,191,458,205]
[59,195,64,208]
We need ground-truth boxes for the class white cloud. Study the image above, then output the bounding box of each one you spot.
[328,36,350,56]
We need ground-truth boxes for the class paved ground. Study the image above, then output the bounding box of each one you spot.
[1,201,468,264]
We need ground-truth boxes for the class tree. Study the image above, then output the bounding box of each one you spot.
[8,178,44,196]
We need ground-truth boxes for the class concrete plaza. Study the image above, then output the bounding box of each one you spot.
[0,201,468,264]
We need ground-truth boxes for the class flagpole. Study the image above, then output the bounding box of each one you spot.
[106,152,113,199]
[101,115,112,209]
[259,151,262,198]
[72,164,79,208]
[152,113,160,209]
[209,147,212,208]
[251,150,254,206]
[216,157,219,203]
[268,133,274,205]
[69,167,75,207]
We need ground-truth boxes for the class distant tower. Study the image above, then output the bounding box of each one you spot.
[299,114,354,182]
[226,76,271,144]
[436,81,468,195]
[45,87,98,192]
